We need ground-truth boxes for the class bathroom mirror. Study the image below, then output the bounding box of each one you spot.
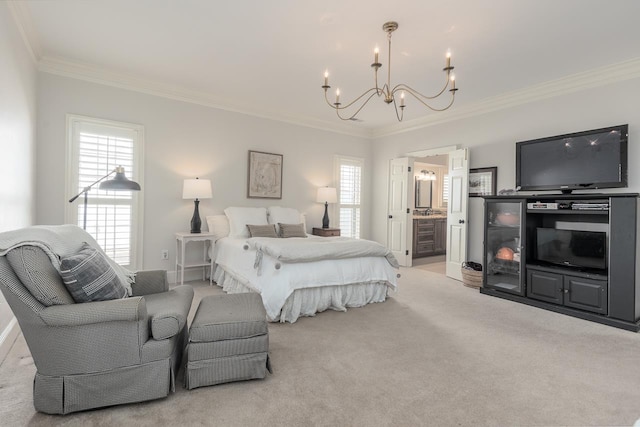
[415,178,432,208]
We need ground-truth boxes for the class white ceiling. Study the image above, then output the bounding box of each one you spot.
[17,0,640,136]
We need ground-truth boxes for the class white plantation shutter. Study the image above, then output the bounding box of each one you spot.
[442,174,450,207]
[66,116,144,269]
[336,156,363,239]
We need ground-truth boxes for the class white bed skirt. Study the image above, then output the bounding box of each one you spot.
[213,267,391,323]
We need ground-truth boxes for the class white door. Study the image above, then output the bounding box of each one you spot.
[387,157,414,267]
[445,149,469,280]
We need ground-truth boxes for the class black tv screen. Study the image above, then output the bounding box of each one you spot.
[536,228,606,271]
[516,125,628,193]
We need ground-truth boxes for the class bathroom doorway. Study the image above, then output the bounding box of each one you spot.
[387,145,469,280]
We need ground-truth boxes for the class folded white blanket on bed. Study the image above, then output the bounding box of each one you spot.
[246,236,400,273]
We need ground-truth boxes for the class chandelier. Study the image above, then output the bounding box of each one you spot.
[321,21,458,122]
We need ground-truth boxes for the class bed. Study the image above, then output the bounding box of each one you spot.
[207,207,400,323]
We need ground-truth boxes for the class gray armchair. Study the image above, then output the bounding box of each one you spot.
[0,245,194,414]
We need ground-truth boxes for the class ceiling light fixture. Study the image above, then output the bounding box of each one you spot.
[418,170,437,181]
[321,21,458,122]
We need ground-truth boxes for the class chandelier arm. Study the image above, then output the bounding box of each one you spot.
[392,74,451,100]
[334,90,380,120]
[323,90,337,108]
[391,98,405,122]
[402,89,456,112]
[330,87,381,111]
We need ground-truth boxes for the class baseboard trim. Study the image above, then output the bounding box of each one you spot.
[0,317,20,365]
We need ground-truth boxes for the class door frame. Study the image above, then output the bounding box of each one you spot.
[400,145,465,279]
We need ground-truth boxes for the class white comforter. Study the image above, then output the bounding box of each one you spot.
[213,236,399,320]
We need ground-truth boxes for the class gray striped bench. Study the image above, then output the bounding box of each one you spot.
[185,293,271,390]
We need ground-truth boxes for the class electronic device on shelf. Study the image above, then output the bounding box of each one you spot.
[515,124,628,194]
[527,202,558,210]
[571,203,609,210]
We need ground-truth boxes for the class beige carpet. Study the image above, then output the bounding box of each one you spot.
[2,267,640,426]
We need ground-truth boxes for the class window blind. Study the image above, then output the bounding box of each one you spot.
[442,174,450,206]
[337,157,363,239]
[67,117,142,269]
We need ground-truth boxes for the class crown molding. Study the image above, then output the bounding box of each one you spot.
[6,0,42,64]
[35,51,640,141]
[372,57,640,138]
[38,55,372,139]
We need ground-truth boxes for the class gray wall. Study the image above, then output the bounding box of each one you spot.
[36,73,373,274]
[0,3,38,361]
[370,78,640,264]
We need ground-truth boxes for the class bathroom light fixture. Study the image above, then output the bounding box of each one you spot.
[418,170,437,181]
[321,21,458,122]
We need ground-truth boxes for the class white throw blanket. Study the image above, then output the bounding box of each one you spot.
[246,236,400,274]
[0,224,134,295]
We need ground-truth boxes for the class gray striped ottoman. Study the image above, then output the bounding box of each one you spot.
[185,293,271,390]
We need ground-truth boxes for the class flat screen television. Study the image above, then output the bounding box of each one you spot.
[516,124,628,193]
[535,228,607,271]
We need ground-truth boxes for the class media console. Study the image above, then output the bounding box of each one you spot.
[480,193,640,331]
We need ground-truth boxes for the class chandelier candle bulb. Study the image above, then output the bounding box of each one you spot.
[446,51,451,68]
[324,70,329,87]
[400,91,405,107]
[374,47,379,63]
[335,88,340,104]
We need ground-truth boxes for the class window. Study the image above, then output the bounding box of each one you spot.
[442,174,449,207]
[66,115,144,269]
[335,156,363,239]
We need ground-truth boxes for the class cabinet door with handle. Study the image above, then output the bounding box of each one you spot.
[483,199,525,296]
[564,276,608,314]
[527,268,563,304]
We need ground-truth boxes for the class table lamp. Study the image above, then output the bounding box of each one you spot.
[316,187,338,229]
[183,178,212,233]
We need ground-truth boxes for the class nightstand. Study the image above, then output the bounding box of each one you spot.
[175,232,215,285]
[312,227,340,237]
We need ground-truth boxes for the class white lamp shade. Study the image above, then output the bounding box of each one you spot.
[183,179,212,199]
[316,187,338,203]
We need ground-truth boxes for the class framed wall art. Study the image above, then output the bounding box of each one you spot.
[247,150,283,199]
[469,167,497,197]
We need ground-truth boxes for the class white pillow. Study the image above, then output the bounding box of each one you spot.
[300,213,307,232]
[268,206,303,234]
[205,215,230,242]
[224,207,268,238]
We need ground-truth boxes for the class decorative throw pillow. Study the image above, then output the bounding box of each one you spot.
[205,214,230,242]
[6,246,75,306]
[59,243,127,303]
[278,223,308,238]
[268,206,302,234]
[247,224,278,238]
[224,207,268,238]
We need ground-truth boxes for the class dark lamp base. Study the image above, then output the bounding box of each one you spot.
[190,200,202,233]
[322,202,330,229]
